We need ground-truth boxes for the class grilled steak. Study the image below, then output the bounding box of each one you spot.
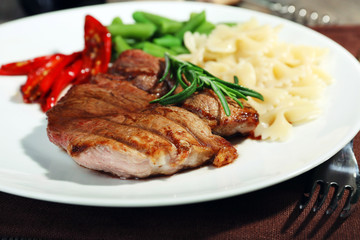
[47,76,238,179]
[46,49,259,179]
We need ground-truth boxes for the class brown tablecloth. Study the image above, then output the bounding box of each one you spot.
[1,25,360,240]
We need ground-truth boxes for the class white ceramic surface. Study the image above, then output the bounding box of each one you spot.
[0,1,360,207]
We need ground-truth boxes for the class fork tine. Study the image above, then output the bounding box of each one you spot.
[340,186,358,218]
[299,180,318,210]
[325,184,344,215]
[312,181,331,212]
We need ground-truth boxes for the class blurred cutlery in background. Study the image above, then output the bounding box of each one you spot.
[239,0,333,26]
[201,0,360,26]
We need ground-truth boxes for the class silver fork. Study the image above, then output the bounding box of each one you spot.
[299,140,360,218]
[240,0,333,25]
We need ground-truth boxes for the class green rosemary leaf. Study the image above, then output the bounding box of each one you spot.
[152,53,263,115]
[209,80,231,116]
[176,65,188,89]
[216,81,248,100]
[213,78,264,100]
[150,81,179,103]
[234,75,239,85]
[157,76,198,105]
[231,96,244,108]
[198,75,212,87]
[159,54,171,82]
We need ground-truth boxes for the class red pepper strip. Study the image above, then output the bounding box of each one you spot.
[37,52,81,100]
[21,52,80,103]
[74,52,93,85]
[74,15,112,85]
[0,55,53,75]
[41,58,83,112]
[20,53,64,103]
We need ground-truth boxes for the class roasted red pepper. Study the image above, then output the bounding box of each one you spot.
[20,54,64,103]
[0,55,53,75]
[75,15,112,84]
[1,15,112,111]
[41,58,83,112]
[20,52,80,103]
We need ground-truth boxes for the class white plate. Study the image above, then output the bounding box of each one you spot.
[0,1,360,207]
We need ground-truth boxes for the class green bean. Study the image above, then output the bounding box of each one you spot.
[124,38,137,45]
[142,42,176,57]
[133,11,174,25]
[175,11,206,39]
[132,41,146,49]
[160,21,184,35]
[153,35,182,48]
[132,11,153,24]
[133,11,183,34]
[114,35,132,55]
[195,21,215,35]
[170,45,189,55]
[111,16,123,25]
[107,23,156,40]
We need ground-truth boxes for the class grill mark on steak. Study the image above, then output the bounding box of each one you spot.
[68,118,177,161]
[60,121,182,176]
[147,106,218,148]
[143,106,239,167]
[48,79,156,123]
[68,78,154,111]
[105,112,214,166]
[107,113,201,148]
[65,130,149,160]
[71,144,89,155]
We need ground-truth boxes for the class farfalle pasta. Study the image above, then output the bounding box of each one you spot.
[179,19,332,141]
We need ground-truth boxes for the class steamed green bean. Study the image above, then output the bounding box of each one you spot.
[153,35,182,48]
[107,23,156,40]
[108,10,218,57]
[114,35,132,55]
[143,42,177,57]
[133,11,183,34]
[175,11,206,39]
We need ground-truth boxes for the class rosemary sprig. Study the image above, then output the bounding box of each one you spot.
[151,54,264,116]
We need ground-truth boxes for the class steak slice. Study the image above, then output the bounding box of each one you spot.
[182,90,259,137]
[48,76,154,120]
[108,49,172,95]
[46,78,238,179]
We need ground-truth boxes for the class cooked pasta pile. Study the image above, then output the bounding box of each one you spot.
[179,19,332,141]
